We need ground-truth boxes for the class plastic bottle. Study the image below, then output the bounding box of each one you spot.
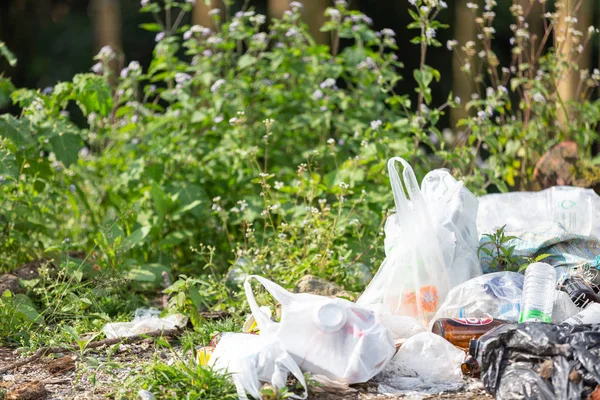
[562,276,600,308]
[431,317,509,349]
[561,303,600,326]
[519,263,556,323]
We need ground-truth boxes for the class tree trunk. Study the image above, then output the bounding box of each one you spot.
[193,0,224,29]
[268,0,288,19]
[302,0,330,45]
[91,0,122,68]
[556,0,592,125]
[450,0,477,129]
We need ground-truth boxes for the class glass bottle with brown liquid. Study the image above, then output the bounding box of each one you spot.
[431,317,510,350]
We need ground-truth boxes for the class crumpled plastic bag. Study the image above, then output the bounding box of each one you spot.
[477,186,600,237]
[551,290,579,323]
[373,305,426,341]
[431,272,523,323]
[475,322,600,400]
[209,333,307,400]
[102,308,187,339]
[376,332,465,395]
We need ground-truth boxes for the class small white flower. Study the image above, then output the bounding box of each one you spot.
[532,92,545,103]
[92,62,103,74]
[426,27,436,39]
[290,1,303,10]
[370,120,382,130]
[466,2,478,9]
[326,8,341,20]
[339,182,349,189]
[498,85,508,94]
[446,40,458,50]
[421,6,429,14]
[312,89,324,100]
[208,8,220,16]
[184,30,193,40]
[175,73,191,84]
[454,96,461,105]
[408,0,416,6]
[477,110,487,120]
[155,32,165,42]
[274,181,284,190]
[97,45,115,60]
[211,79,226,92]
[320,78,336,89]
[439,0,448,9]
[381,28,396,37]
[141,0,149,6]
[327,138,335,145]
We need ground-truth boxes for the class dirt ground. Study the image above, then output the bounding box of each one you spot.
[0,343,492,400]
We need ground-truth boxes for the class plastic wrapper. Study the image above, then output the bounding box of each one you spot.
[432,272,523,323]
[244,275,395,384]
[209,333,307,400]
[102,308,187,339]
[551,290,579,323]
[376,332,465,395]
[477,186,600,237]
[360,157,480,325]
[476,322,600,400]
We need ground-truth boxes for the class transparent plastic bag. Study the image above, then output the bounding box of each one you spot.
[360,158,467,324]
[477,186,600,236]
[209,333,307,400]
[244,275,395,384]
[376,332,465,394]
[432,272,524,324]
[102,308,187,339]
[421,169,482,285]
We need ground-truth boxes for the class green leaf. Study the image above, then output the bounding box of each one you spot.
[49,131,83,167]
[0,41,17,67]
[73,74,113,116]
[139,23,163,32]
[122,226,151,250]
[127,269,157,282]
[238,54,258,70]
[151,182,169,219]
[0,114,30,146]
[187,284,205,311]
[0,148,18,179]
[64,325,80,341]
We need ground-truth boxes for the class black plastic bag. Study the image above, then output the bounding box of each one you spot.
[474,323,600,399]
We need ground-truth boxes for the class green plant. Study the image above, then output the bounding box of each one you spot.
[116,338,238,400]
[478,225,520,271]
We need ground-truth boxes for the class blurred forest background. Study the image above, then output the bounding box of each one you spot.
[1,0,600,127]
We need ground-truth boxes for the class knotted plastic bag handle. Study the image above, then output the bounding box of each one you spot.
[244,275,294,333]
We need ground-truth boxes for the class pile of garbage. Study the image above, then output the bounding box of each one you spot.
[108,157,600,399]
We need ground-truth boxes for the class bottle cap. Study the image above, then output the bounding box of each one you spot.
[315,302,347,332]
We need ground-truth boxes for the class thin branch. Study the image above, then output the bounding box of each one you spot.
[0,328,182,374]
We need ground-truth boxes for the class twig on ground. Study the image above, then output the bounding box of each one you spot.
[0,328,182,374]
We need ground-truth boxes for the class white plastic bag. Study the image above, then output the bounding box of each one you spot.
[421,169,482,286]
[376,332,465,394]
[209,333,307,400]
[360,157,478,323]
[244,275,395,384]
[102,308,187,339]
[477,186,600,237]
[552,290,579,323]
[432,272,524,324]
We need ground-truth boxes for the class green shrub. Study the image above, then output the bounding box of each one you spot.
[0,0,599,335]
